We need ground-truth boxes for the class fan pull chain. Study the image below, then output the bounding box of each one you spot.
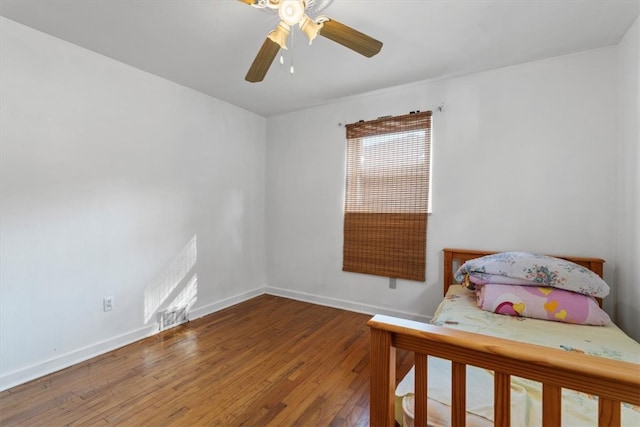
[276,27,295,76]
[289,29,295,75]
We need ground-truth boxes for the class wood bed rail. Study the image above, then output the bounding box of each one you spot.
[368,314,640,427]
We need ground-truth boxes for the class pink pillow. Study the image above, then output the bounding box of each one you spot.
[475,284,610,325]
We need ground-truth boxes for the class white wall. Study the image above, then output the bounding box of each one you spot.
[615,16,640,342]
[2,13,636,393]
[266,47,620,324]
[0,18,267,390]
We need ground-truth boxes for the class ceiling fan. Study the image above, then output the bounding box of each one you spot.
[238,0,383,82]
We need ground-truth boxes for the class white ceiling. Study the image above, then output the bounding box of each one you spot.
[1,0,638,117]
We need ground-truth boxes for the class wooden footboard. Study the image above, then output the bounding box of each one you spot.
[368,314,640,427]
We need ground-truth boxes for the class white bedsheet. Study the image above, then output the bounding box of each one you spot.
[396,285,640,426]
[396,358,528,427]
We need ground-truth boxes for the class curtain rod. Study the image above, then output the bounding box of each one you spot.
[338,102,445,127]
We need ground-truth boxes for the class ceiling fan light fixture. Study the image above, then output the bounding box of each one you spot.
[299,14,322,43]
[267,22,291,49]
[279,0,305,26]
[249,0,269,8]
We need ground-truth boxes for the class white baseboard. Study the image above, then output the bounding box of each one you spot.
[264,286,432,324]
[0,324,156,392]
[0,285,429,392]
[188,286,265,321]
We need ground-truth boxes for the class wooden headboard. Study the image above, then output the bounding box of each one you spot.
[443,247,605,297]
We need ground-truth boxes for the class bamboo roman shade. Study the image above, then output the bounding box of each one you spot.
[342,111,431,281]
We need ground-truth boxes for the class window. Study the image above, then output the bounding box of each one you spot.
[342,111,432,281]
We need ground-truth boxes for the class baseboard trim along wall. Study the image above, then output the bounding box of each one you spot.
[188,287,265,321]
[0,324,156,392]
[263,286,432,324]
[0,285,430,391]
[0,286,266,392]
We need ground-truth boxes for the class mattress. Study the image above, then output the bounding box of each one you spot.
[395,285,640,426]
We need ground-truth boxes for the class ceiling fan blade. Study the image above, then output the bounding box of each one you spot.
[319,19,383,58]
[245,37,281,83]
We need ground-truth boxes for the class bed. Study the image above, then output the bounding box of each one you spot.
[368,248,640,426]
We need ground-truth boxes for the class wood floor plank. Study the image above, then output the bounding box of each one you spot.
[0,295,413,426]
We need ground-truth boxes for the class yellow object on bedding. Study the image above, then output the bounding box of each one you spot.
[395,285,640,426]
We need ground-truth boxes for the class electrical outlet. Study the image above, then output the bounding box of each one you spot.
[103,296,114,312]
[389,278,397,289]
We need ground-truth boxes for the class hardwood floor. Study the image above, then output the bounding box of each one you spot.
[0,295,413,426]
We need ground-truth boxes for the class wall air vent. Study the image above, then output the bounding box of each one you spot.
[157,307,188,331]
